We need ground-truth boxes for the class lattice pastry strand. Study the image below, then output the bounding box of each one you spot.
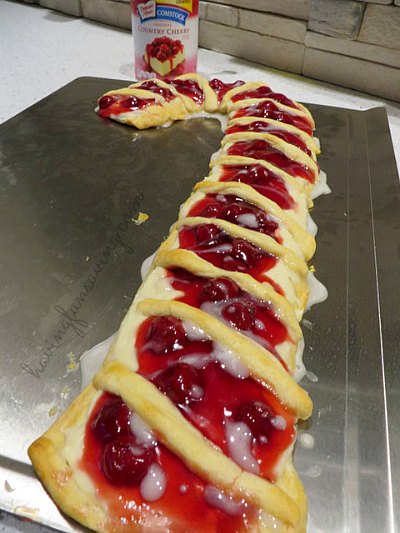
[29,74,328,532]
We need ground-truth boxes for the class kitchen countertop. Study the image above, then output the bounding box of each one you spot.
[1,1,400,532]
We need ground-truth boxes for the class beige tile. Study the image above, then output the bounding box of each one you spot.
[200,0,310,21]
[199,20,305,73]
[199,0,206,19]
[363,0,393,3]
[239,9,306,43]
[40,0,81,16]
[81,0,131,30]
[205,2,239,26]
[308,0,365,39]
[358,4,400,50]
[303,48,400,102]
[305,30,400,68]
[396,0,400,6]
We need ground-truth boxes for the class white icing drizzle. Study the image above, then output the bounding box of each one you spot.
[254,319,265,331]
[270,415,287,431]
[225,420,260,474]
[205,243,232,253]
[307,271,328,308]
[299,432,315,450]
[182,321,210,341]
[184,111,229,130]
[307,214,318,236]
[258,510,284,532]
[80,334,115,390]
[212,342,250,379]
[294,337,306,383]
[312,170,331,199]
[306,369,319,383]
[179,353,212,369]
[129,412,157,449]
[140,250,158,281]
[236,213,259,229]
[203,485,246,516]
[140,463,167,502]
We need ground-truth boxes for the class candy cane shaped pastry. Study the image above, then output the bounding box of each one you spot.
[29,74,327,532]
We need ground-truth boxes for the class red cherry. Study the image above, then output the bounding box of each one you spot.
[153,363,204,405]
[234,401,273,442]
[101,435,155,486]
[91,396,131,444]
[199,277,240,303]
[145,316,187,354]
[195,224,221,245]
[221,203,245,223]
[98,95,116,110]
[121,96,140,109]
[199,202,223,218]
[257,214,278,236]
[230,239,261,268]
[222,301,256,330]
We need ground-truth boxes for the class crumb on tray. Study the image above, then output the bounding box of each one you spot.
[133,212,149,225]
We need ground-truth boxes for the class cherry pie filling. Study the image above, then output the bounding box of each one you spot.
[81,392,258,530]
[178,223,283,293]
[227,139,315,183]
[137,80,176,102]
[166,79,204,105]
[97,94,158,118]
[232,101,313,136]
[231,86,298,111]
[135,315,295,481]
[208,78,246,103]
[168,269,290,359]
[187,194,281,241]
[226,121,312,157]
[218,164,296,210]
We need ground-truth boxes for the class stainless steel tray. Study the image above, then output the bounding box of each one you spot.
[0,77,399,533]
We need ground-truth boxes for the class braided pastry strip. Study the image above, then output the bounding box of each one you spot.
[29,75,326,532]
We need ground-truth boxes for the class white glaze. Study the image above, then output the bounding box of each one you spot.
[182,321,210,341]
[203,485,245,516]
[299,432,315,450]
[258,510,284,532]
[294,337,306,383]
[306,369,319,383]
[129,412,157,449]
[212,342,250,379]
[307,271,328,309]
[80,334,116,389]
[140,250,158,281]
[225,420,260,474]
[236,213,259,229]
[140,463,167,502]
[185,111,229,130]
[307,214,318,236]
[312,170,331,199]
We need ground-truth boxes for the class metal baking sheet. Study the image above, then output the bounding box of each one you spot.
[0,77,399,533]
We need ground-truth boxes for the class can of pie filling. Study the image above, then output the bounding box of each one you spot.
[131,0,199,81]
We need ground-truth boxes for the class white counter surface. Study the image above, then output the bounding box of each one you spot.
[1,0,400,172]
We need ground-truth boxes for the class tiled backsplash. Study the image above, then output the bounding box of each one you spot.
[20,0,400,101]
